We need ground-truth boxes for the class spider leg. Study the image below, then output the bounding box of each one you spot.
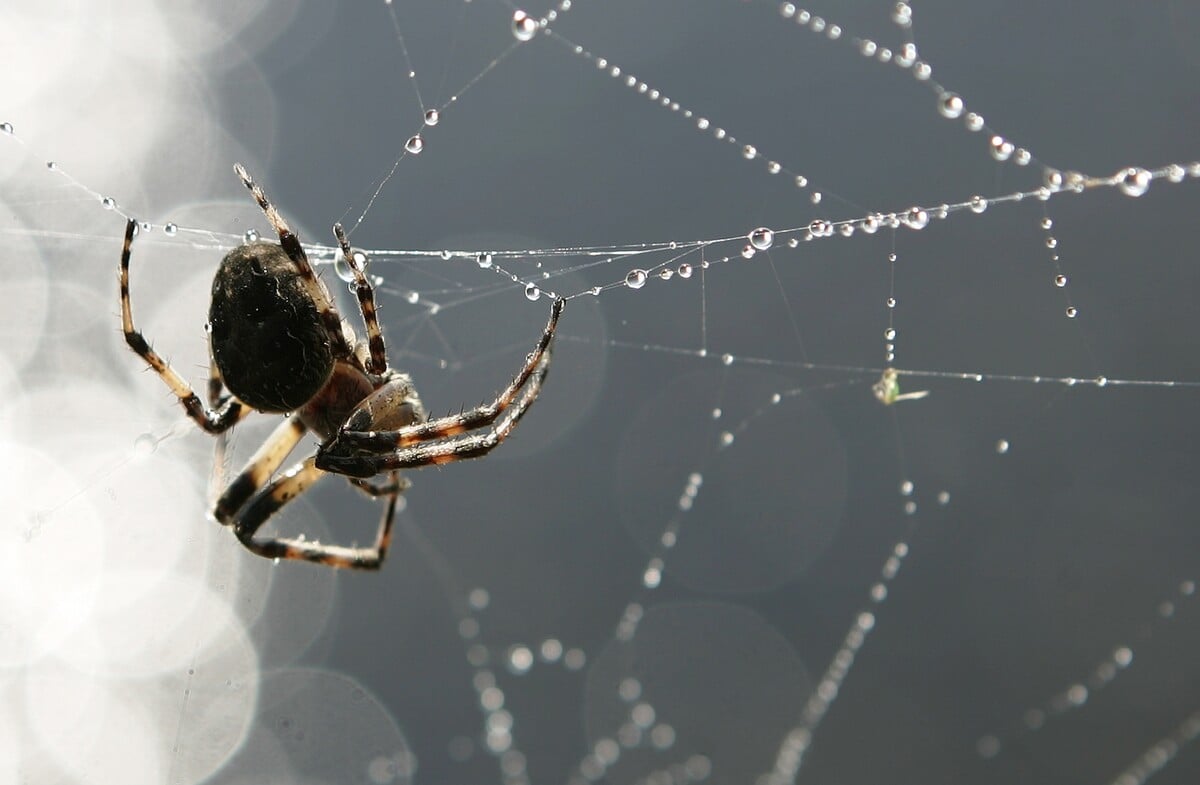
[231,457,401,570]
[326,298,564,464]
[318,344,551,476]
[211,416,402,569]
[118,219,244,434]
[207,356,232,503]
[333,222,387,374]
[232,164,353,359]
[213,416,308,525]
[350,473,409,498]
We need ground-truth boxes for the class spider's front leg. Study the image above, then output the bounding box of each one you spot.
[317,298,564,477]
[319,350,552,476]
[314,372,427,479]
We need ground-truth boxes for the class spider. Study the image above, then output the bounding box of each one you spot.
[119,163,565,570]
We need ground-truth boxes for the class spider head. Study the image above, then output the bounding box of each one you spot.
[208,242,335,413]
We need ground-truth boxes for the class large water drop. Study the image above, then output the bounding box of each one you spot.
[748,227,774,250]
[512,10,538,41]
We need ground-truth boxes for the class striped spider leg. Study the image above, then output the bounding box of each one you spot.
[316,298,564,478]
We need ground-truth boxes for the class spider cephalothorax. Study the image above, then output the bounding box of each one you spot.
[119,163,564,569]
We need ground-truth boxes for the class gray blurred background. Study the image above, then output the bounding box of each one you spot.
[4,1,1200,783]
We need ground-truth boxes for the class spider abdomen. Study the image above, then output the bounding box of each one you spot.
[208,242,335,412]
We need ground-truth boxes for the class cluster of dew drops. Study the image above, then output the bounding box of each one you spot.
[621,227,775,292]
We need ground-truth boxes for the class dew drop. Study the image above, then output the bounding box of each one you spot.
[676,263,693,278]
[0,122,12,135]
[1054,274,1067,287]
[899,480,914,496]
[625,269,647,289]
[964,112,984,132]
[935,93,965,121]
[164,222,178,236]
[658,268,673,280]
[884,327,896,340]
[244,228,260,243]
[903,207,928,229]
[405,134,424,154]
[740,244,755,259]
[334,249,369,282]
[721,353,734,366]
[101,196,116,210]
[741,145,757,160]
[886,297,896,308]
[718,431,734,447]
[524,283,541,301]
[989,135,1014,161]
[477,252,493,269]
[1117,167,1151,197]
[995,439,1010,454]
[969,195,988,213]
[1065,306,1077,318]
[133,433,157,458]
[748,227,774,250]
[424,109,440,126]
[512,10,538,41]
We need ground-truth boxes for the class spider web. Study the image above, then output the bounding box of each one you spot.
[2,1,1200,784]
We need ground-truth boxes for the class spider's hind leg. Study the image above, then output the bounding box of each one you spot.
[118,218,244,434]
[232,164,352,359]
[334,222,387,374]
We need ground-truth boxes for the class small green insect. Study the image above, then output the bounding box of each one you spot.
[873,368,930,406]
